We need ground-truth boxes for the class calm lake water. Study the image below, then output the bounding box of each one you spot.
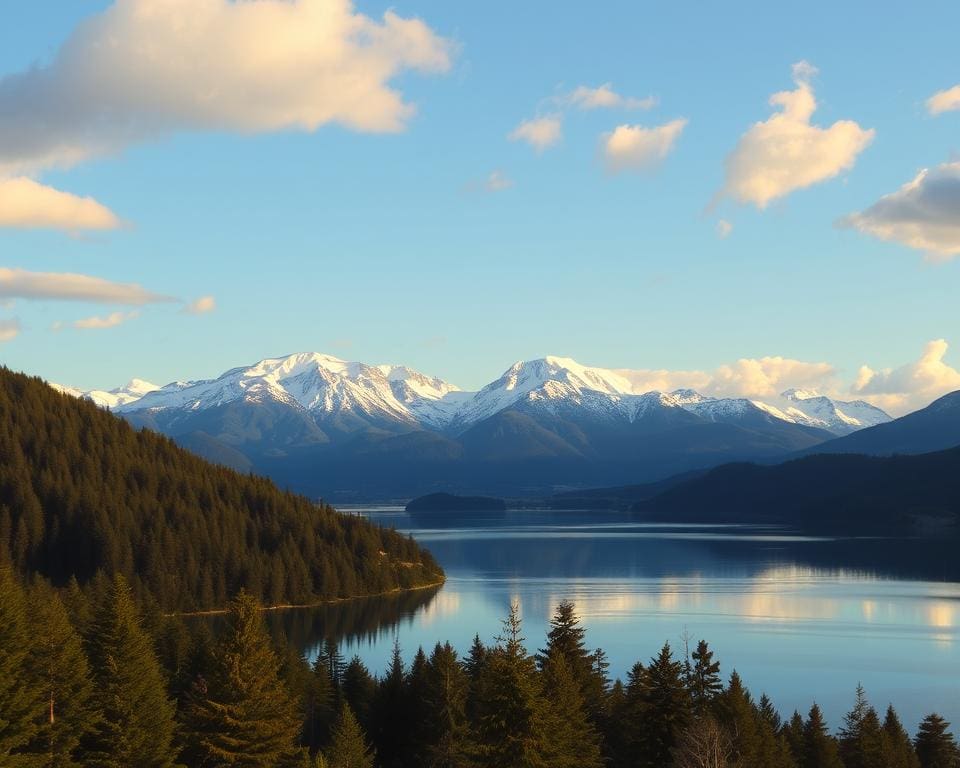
[276,507,960,731]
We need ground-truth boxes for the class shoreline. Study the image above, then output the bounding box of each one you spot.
[168,577,446,618]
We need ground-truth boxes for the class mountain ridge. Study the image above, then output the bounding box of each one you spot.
[49,352,898,499]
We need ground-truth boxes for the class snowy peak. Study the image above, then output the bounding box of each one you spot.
[58,353,894,438]
[777,388,890,434]
[112,353,466,434]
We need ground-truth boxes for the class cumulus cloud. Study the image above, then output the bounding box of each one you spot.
[183,295,217,315]
[615,356,836,401]
[0,318,21,342]
[719,62,874,208]
[0,268,175,305]
[73,311,139,329]
[0,176,120,232]
[716,219,733,239]
[839,161,960,261]
[602,119,687,173]
[927,85,960,116]
[509,115,562,152]
[0,0,453,175]
[709,357,835,399]
[615,342,960,415]
[562,84,656,111]
[852,339,960,414]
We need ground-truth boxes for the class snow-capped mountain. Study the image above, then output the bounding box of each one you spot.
[51,379,160,409]
[53,353,896,498]
[65,352,892,437]
[114,352,467,429]
[776,388,890,435]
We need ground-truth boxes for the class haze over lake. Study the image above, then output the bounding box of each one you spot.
[284,508,960,731]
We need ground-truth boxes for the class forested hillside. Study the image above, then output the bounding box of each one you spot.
[0,367,442,610]
[634,448,960,534]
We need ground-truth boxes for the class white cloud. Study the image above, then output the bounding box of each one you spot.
[839,161,960,261]
[615,356,836,401]
[0,0,453,175]
[183,295,217,315]
[563,84,656,111]
[609,343,960,416]
[0,176,120,232]
[509,115,562,152]
[720,62,874,208]
[0,268,174,305]
[927,85,960,116]
[0,318,20,342]
[852,339,960,414]
[602,118,687,173]
[73,311,139,330]
[716,219,733,239]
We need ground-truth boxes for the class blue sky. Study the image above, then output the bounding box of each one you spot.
[1,0,958,413]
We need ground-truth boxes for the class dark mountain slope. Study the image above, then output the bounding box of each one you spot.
[0,367,442,611]
[800,390,960,457]
[634,447,960,534]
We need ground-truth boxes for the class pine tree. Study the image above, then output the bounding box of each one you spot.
[881,705,920,768]
[717,671,762,766]
[341,657,376,732]
[537,600,607,722]
[372,639,411,768]
[540,652,603,768]
[839,684,886,768]
[303,657,338,753]
[0,567,44,765]
[758,694,782,733]
[914,714,959,768]
[636,643,692,767]
[325,703,375,768]
[473,603,549,768]
[783,711,805,764]
[689,640,723,715]
[421,642,472,768]
[81,574,178,768]
[801,704,843,768]
[182,590,300,766]
[20,584,99,767]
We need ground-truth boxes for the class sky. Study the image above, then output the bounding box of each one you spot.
[0,0,959,415]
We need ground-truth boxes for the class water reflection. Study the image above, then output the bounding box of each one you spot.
[272,509,959,728]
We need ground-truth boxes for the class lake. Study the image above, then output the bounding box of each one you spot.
[272,507,960,732]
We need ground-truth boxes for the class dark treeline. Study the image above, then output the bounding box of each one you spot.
[2,569,957,768]
[0,368,442,611]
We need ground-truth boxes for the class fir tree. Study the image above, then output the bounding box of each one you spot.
[303,657,338,753]
[81,574,177,768]
[540,652,603,768]
[801,704,843,768]
[325,703,375,768]
[371,639,412,768]
[421,642,472,768]
[473,603,549,768]
[689,640,723,715]
[783,711,805,764]
[914,714,959,768]
[182,590,300,766]
[341,657,376,733]
[20,584,99,767]
[881,705,920,768]
[636,643,692,767]
[0,567,44,765]
[839,684,886,768]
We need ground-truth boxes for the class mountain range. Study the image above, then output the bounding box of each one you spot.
[55,352,893,499]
